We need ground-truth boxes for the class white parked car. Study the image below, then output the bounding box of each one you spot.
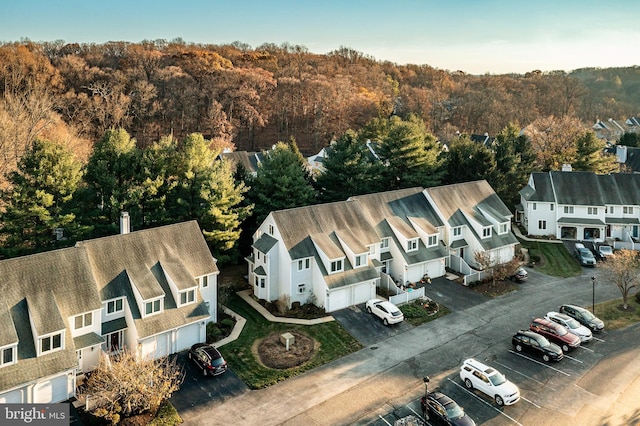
[597,244,614,259]
[459,358,520,406]
[545,311,593,343]
[365,298,404,325]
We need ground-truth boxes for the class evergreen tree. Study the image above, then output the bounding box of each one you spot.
[0,139,82,256]
[78,128,140,237]
[248,140,316,225]
[618,132,640,147]
[368,115,443,190]
[443,134,497,185]
[314,130,384,202]
[574,131,618,173]
[493,123,537,210]
[171,133,252,263]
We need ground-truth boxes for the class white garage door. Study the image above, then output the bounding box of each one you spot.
[353,282,374,306]
[34,375,69,403]
[327,288,349,312]
[425,260,445,280]
[141,333,170,359]
[0,388,24,403]
[176,322,201,352]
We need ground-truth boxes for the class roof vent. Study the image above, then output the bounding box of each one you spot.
[120,211,130,234]
[561,164,572,172]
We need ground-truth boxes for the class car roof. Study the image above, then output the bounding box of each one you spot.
[462,358,499,375]
[561,304,584,311]
[532,318,556,328]
[432,392,456,406]
[574,243,585,248]
[547,311,571,321]
[378,300,399,310]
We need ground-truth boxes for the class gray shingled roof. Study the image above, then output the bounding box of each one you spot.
[549,171,605,206]
[220,151,263,173]
[0,247,101,393]
[520,173,554,202]
[73,332,105,349]
[253,233,278,253]
[272,200,379,261]
[0,302,18,347]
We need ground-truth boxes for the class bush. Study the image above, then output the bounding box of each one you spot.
[206,323,223,342]
[221,318,235,328]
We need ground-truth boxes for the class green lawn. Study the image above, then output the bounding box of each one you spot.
[399,299,451,326]
[595,296,640,330]
[518,239,582,277]
[222,294,362,389]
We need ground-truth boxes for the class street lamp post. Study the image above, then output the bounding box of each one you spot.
[591,275,596,314]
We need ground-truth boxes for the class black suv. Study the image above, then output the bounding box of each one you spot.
[512,330,563,362]
[188,343,228,376]
[559,304,604,332]
[421,391,476,426]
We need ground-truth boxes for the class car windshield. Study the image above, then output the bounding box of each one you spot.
[600,246,613,254]
[579,309,596,321]
[579,249,594,258]
[211,357,226,367]
[489,373,507,386]
[444,401,465,420]
[566,318,581,328]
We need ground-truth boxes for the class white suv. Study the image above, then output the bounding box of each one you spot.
[459,358,520,406]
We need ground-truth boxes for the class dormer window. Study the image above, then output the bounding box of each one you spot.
[40,332,63,355]
[453,227,461,237]
[144,299,162,316]
[107,298,124,314]
[74,312,93,330]
[427,235,438,247]
[407,239,418,251]
[201,275,209,288]
[354,254,367,267]
[330,259,343,273]
[499,223,508,234]
[297,258,311,271]
[380,238,390,250]
[0,345,16,367]
[179,289,196,306]
[482,227,491,238]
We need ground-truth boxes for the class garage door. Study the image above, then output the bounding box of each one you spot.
[141,333,170,359]
[34,375,70,403]
[176,322,201,352]
[425,260,445,279]
[353,282,374,306]
[327,288,349,312]
[0,388,24,403]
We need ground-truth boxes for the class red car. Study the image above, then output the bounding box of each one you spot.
[529,318,580,352]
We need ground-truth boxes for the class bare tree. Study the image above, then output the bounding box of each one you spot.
[81,352,184,424]
[599,249,640,310]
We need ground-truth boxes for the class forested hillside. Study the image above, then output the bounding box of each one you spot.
[1,39,639,168]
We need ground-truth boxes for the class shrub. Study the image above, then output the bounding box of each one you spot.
[221,318,235,328]
[207,323,223,342]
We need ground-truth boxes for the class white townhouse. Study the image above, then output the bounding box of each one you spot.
[0,219,219,404]
[247,181,517,312]
[519,171,640,243]
[425,181,519,269]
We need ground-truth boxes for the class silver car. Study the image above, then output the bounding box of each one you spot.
[545,311,593,343]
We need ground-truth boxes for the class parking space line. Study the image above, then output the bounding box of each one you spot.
[494,360,555,390]
[378,414,393,425]
[447,379,524,426]
[520,396,541,408]
[508,350,571,376]
[563,354,583,363]
[593,336,605,342]
[578,345,594,353]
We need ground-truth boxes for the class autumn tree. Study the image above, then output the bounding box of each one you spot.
[523,116,584,171]
[599,249,639,310]
[247,139,316,225]
[314,130,384,202]
[0,139,83,256]
[82,352,183,424]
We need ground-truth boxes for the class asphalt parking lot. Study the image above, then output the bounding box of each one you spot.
[332,303,413,347]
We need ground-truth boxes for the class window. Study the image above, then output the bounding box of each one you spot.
[407,239,418,251]
[202,275,209,288]
[355,255,364,267]
[499,223,508,234]
[380,238,389,250]
[1,346,15,367]
[532,203,537,211]
[297,258,310,271]
[40,333,63,354]
[539,220,547,230]
[298,283,306,294]
[145,299,161,316]
[260,278,265,288]
[588,207,598,215]
[74,312,92,329]
[330,260,343,273]
[180,289,195,305]
[606,206,614,214]
[482,227,491,238]
[268,224,274,235]
[427,235,438,247]
[369,245,376,255]
[564,206,574,214]
[550,204,554,211]
[107,299,123,314]
[453,227,461,237]
[624,206,633,214]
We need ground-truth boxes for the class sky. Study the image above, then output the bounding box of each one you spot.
[2,0,640,75]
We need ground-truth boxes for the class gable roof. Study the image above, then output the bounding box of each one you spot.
[220,151,264,174]
[0,246,102,392]
[78,221,215,339]
[425,180,512,223]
